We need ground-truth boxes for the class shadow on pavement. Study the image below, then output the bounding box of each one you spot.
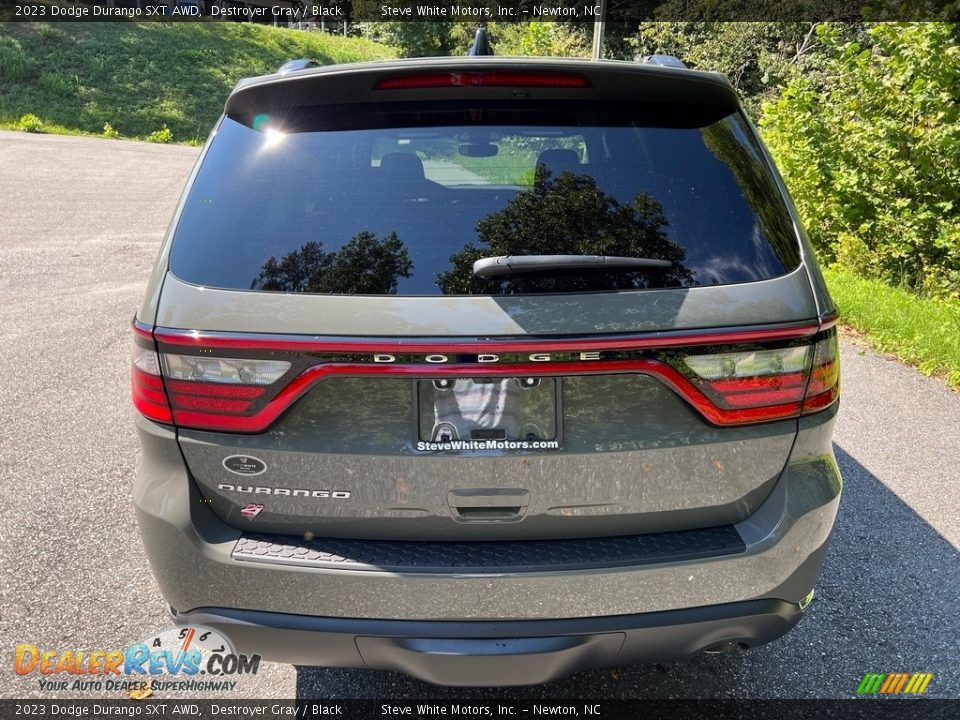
[295,444,959,699]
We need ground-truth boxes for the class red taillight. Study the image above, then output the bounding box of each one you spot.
[131,326,287,430]
[802,333,841,414]
[680,331,839,424]
[375,72,591,91]
[131,342,173,424]
[133,321,838,433]
[152,354,291,432]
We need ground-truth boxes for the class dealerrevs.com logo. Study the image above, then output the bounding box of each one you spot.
[857,672,934,695]
[14,626,260,694]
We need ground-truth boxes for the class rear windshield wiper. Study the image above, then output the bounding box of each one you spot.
[473,254,674,279]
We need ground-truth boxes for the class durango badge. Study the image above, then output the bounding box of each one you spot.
[222,455,267,476]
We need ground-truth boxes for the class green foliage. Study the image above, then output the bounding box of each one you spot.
[363,21,588,58]
[362,21,469,57]
[823,268,960,387]
[0,36,38,83]
[16,113,44,133]
[0,22,394,143]
[35,23,65,41]
[491,22,589,58]
[451,148,538,186]
[761,23,960,299]
[451,136,584,185]
[37,71,72,97]
[145,125,173,144]
[102,122,120,138]
[628,22,865,118]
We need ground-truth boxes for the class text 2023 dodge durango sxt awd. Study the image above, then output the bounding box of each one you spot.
[131,57,841,686]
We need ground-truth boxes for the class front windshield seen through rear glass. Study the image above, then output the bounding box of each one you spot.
[169,102,800,296]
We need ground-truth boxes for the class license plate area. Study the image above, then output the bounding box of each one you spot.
[417,377,561,446]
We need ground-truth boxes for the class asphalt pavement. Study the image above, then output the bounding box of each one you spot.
[1,131,957,700]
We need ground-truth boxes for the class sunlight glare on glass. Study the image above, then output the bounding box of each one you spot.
[263,127,285,149]
[252,113,284,149]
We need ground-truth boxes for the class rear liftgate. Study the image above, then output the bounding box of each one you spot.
[131,318,839,540]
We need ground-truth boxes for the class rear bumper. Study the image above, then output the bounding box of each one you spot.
[175,598,806,686]
[133,406,840,679]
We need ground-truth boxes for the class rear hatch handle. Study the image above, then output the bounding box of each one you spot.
[448,489,530,523]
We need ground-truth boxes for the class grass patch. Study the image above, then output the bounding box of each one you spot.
[453,150,537,186]
[0,21,394,144]
[824,267,960,388]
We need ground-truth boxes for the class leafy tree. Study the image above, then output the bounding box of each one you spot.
[360,22,469,58]
[491,22,590,57]
[625,22,866,118]
[438,167,691,294]
[761,23,960,298]
[256,240,330,293]
[255,232,412,294]
[362,21,589,58]
[701,120,799,269]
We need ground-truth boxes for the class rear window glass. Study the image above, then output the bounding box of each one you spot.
[169,102,800,295]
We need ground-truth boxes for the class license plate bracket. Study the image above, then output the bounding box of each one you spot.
[416,377,561,446]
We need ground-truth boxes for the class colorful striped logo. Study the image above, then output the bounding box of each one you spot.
[857,672,933,695]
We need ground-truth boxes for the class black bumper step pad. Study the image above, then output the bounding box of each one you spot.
[233,525,744,574]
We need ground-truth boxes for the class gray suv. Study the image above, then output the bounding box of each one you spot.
[132,57,841,686]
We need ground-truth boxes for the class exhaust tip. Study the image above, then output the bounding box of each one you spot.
[702,641,738,655]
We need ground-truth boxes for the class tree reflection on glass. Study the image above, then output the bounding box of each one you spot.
[253,231,412,294]
[438,166,692,295]
[701,120,799,271]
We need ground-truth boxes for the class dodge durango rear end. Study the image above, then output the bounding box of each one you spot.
[131,57,841,686]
